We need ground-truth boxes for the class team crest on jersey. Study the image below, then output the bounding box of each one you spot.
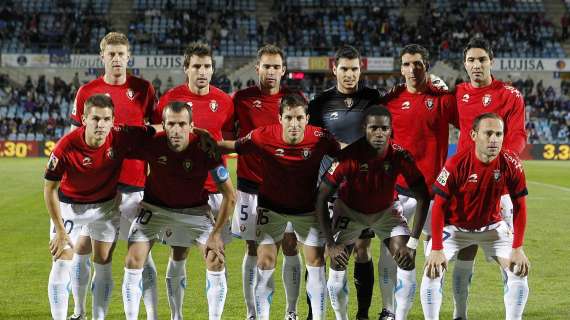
[462,94,470,103]
[482,94,492,107]
[157,156,167,165]
[252,100,262,108]
[47,153,59,171]
[82,157,92,167]
[182,159,193,172]
[328,161,339,174]
[240,225,247,232]
[359,163,369,172]
[401,101,411,110]
[165,228,173,238]
[302,148,312,159]
[186,102,193,108]
[209,100,218,112]
[436,168,450,186]
[493,169,501,181]
[275,148,285,157]
[425,98,434,110]
[106,147,115,160]
[344,97,354,108]
[383,161,392,173]
[126,88,135,100]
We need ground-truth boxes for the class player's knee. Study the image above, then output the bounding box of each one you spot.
[281,234,298,256]
[245,240,258,256]
[205,251,225,271]
[56,249,74,260]
[74,236,92,255]
[353,241,372,262]
[457,245,478,261]
[125,252,145,269]
[257,252,277,270]
[171,246,188,261]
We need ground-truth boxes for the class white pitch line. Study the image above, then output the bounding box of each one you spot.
[527,180,570,193]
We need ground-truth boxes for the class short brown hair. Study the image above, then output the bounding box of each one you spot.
[84,94,115,115]
[472,112,503,131]
[100,32,130,53]
[162,101,192,122]
[257,44,285,65]
[183,42,213,69]
[279,93,308,115]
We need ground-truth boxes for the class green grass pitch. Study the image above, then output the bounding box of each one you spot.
[0,158,568,319]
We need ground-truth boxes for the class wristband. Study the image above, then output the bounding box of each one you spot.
[406,237,419,250]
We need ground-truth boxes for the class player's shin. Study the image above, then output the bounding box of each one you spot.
[503,269,529,320]
[306,265,327,320]
[206,269,228,320]
[70,253,91,317]
[142,252,158,320]
[394,268,416,320]
[379,243,397,313]
[48,259,72,320]
[254,268,275,320]
[165,258,187,320]
[354,259,374,318]
[92,262,114,320]
[282,253,302,313]
[420,269,444,320]
[327,268,349,320]
[242,253,258,318]
[452,259,475,319]
[122,268,143,320]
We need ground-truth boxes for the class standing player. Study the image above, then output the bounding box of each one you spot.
[69,32,158,320]
[420,113,530,320]
[451,38,527,320]
[316,106,430,320]
[382,44,458,319]
[232,44,304,320]
[122,102,236,320]
[46,94,155,320]
[151,42,234,318]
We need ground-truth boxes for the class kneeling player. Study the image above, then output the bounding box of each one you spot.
[121,102,236,320]
[316,106,430,320]
[45,94,155,320]
[420,113,530,320]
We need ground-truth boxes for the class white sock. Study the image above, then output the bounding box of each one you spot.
[255,268,275,320]
[70,253,90,317]
[395,268,416,320]
[503,269,529,320]
[242,254,257,318]
[122,268,143,320]
[282,254,302,313]
[420,269,444,320]
[165,258,187,320]
[92,262,114,320]
[48,259,72,320]
[379,243,397,313]
[306,265,327,320]
[452,259,474,319]
[327,268,349,320]
[206,269,228,320]
[142,253,158,320]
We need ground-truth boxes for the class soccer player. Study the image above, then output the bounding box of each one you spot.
[383,44,458,318]
[45,94,155,320]
[451,38,527,320]
[69,32,158,320]
[420,113,530,320]
[151,42,234,318]
[122,101,236,320]
[232,44,304,320]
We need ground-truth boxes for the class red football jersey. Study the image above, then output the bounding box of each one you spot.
[45,126,154,203]
[324,139,425,214]
[431,148,528,250]
[153,84,234,193]
[386,86,458,195]
[455,79,526,154]
[128,132,223,209]
[235,124,340,214]
[71,75,156,189]
[233,86,304,186]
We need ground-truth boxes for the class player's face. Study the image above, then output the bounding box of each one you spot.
[471,118,504,158]
[401,53,427,88]
[163,109,193,152]
[364,115,392,152]
[279,106,309,144]
[257,53,286,90]
[333,58,361,92]
[464,48,493,85]
[82,107,114,142]
[185,55,213,90]
[101,44,130,78]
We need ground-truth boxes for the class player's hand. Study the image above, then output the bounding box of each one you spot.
[194,127,220,160]
[204,232,225,264]
[429,74,449,91]
[326,242,349,268]
[49,232,72,259]
[425,250,447,279]
[509,247,530,277]
[394,246,416,270]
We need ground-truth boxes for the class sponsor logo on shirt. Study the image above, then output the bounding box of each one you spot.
[82,157,92,167]
[252,100,262,108]
[314,130,325,137]
[482,94,492,107]
[329,112,339,120]
[107,147,115,160]
[502,152,523,172]
[182,159,193,172]
[275,148,285,157]
[462,94,470,103]
[328,161,339,174]
[157,156,167,165]
[468,173,478,183]
[401,101,411,110]
[425,98,434,110]
[209,100,218,112]
[187,102,193,108]
[436,168,450,186]
[302,148,312,159]
[344,97,353,108]
[504,85,522,98]
[493,169,501,181]
[359,163,369,172]
[47,153,59,171]
[126,88,135,100]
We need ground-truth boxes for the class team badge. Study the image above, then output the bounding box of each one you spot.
[462,94,470,103]
[209,100,218,112]
[344,97,353,108]
[82,157,92,167]
[328,161,339,174]
[275,148,285,157]
[165,228,173,238]
[157,156,167,165]
[482,94,492,107]
[182,159,193,172]
[253,100,262,108]
[106,147,115,160]
[47,153,59,171]
[493,169,501,181]
[383,162,391,172]
[359,163,369,172]
[186,101,193,108]
[401,101,411,110]
[126,88,135,100]
[436,168,450,186]
[240,225,246,232]
[425,98,434,110]
[302,148,312,159]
